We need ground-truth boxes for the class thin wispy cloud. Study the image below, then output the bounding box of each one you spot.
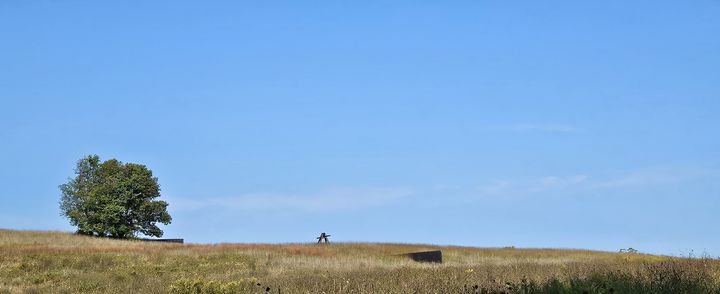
[168,187,413,213]
[591,167,710,189]
[167,166,718,215]
[535,175,589,190]
[473,175,589,196]
[476,180,513,194]
[471,166,719,198]
[482,124,577,133]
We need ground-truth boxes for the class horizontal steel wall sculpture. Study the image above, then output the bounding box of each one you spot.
[400,250,443,263]
[139,238,184,243]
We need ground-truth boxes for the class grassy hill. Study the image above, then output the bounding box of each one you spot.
[1,229,718,293]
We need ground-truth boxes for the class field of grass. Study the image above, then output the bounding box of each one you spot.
[1,229,719,293]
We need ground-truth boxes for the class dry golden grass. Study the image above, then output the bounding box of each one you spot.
[1,229,718,293]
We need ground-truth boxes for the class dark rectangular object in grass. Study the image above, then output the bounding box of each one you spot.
[140,238,184,243]
[401,250,442,263]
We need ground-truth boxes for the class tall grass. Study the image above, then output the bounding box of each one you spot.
[1,229,718,293]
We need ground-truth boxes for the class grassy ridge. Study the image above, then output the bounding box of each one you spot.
[1,229,718,293]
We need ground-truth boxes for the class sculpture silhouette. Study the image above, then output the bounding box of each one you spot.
[316,232,331,244]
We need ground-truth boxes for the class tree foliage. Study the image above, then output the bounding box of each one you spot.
[59,155,172,238]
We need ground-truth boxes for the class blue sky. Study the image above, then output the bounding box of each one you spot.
[1,1,719,256]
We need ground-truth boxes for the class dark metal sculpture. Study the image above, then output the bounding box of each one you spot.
[316,232,331,244]
[139,238,184,243]
[399,250,442,263]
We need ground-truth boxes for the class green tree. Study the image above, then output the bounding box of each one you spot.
[59,155,172,238]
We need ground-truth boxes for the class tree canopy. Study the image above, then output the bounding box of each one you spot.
[59,155,172,238]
